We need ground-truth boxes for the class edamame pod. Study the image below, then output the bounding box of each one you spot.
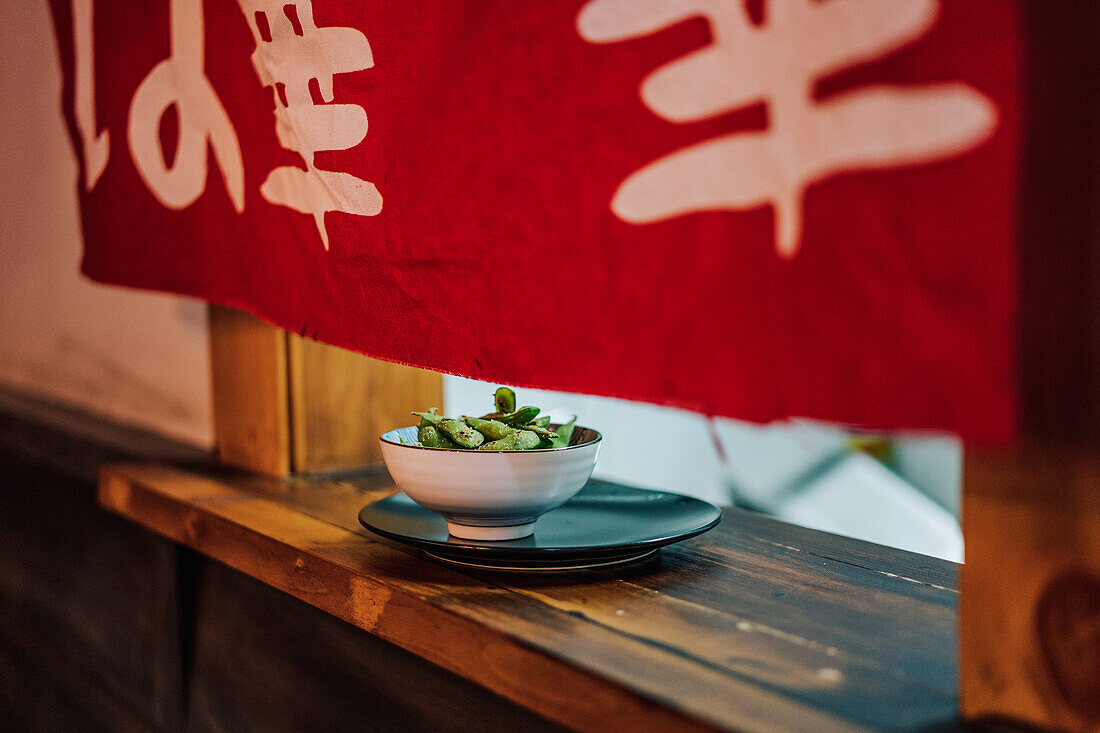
[549,416,577,449]
[413,410,443,427]
[418,424,458,449]
[493,387,516,415]
[463,416,518,441]
[440,418,484,448]
[523,424,558,439]
[410,390,580,451]
[478,430,540,451]
[500,406,540,426]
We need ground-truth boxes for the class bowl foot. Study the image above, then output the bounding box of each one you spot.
[446,520,535,541]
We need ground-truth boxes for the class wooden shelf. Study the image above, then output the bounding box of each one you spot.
[99,463,959,732]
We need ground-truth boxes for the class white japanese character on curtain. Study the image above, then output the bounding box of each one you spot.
[577,0,998,258]
[238,0,383,250]
[127,0,245,212]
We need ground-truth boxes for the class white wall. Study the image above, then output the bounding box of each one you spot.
[0,0,213,447]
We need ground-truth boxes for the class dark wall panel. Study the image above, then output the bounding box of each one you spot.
[185,561,565,733]
[0,452,183,731]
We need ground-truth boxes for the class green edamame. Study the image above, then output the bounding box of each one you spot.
[440,418,484,448]
[497,406,540,426]
[413,410,442,427]
[418,424,458,449]
[493,387,516,415]
[463,416,517,441]
[478,430,540,451]
[409,389,579,451]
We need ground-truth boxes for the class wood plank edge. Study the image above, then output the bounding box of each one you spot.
[97,465,729,733]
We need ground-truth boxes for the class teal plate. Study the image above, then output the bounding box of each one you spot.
[358,480,721,571]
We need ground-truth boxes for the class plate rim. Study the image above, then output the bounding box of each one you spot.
[422,548,660,571]
[358,484,722,558]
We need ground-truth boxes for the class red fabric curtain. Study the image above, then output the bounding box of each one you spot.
[50,0,1020,443]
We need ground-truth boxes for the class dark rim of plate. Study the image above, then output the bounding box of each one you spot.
[357,493,722,558]
[379,424,602,453]
[422,548,660,572]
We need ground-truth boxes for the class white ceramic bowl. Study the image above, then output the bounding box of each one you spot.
[379,425,602,541]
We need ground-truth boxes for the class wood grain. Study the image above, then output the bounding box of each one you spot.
[287,334,442,472]
[283,475,958,731]
[209,307,442,475]
[961,446,1100,732]
[208,305,290,476]
[100,462,960,732]
[186,561,569,733]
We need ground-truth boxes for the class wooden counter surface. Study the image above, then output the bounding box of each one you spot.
[98,463,958,733]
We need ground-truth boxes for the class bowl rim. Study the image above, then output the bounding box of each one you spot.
[380,424,602,454]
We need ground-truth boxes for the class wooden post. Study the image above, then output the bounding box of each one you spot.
[959,6,1100,730]
[960,447,1100,730]
[208,307,291,476]
[209,306,442,476]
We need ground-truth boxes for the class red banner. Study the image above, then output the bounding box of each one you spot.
[51,0,1019,443]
